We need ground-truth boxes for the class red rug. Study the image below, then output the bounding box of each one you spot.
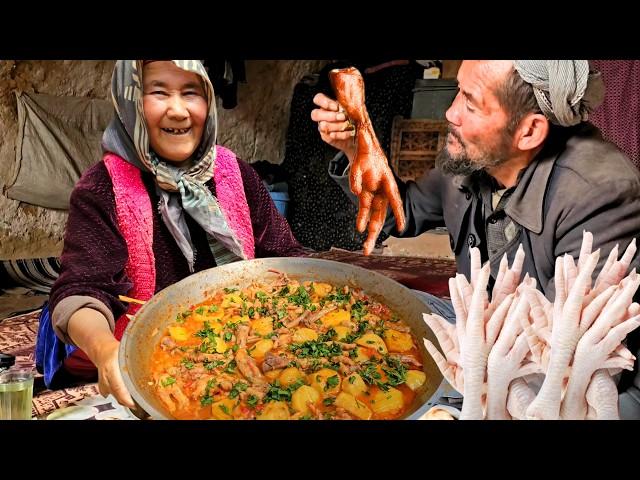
[311,249,457,299]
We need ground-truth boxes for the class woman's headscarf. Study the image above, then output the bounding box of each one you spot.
[102,60,246,271]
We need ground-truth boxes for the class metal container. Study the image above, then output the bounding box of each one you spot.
[411,79,458,119]
[119,257,447,419]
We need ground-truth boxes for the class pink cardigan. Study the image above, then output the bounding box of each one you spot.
[103,146,254,339]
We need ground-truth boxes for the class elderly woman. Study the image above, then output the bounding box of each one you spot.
[36,60,306,407]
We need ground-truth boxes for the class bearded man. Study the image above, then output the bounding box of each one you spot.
[314,60,640,299]
[312,60,640,418]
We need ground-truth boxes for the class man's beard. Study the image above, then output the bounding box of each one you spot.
[436,127,512,176]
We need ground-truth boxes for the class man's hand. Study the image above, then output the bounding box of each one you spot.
[311,93,357,160]
[314,68,407,255]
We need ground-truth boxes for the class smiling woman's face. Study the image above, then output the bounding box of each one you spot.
[142,61,208,164]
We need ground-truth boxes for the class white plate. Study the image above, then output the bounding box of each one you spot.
[47,405,99,420]
[419,404,461,420]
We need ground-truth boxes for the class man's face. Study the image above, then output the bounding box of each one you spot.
[436,60,515,176]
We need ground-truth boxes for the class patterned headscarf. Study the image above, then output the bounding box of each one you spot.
[102,60,246,271]
[513,60,605,127]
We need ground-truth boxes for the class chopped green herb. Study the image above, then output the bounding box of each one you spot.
[288,286,312,309]
[161,376,176,387]
[351,300,367,321]
[374,320,386,337]
[325,375,340,391]
[203,359,225,370]
[195,321,218,353]
[327,290,351,306]
[256,291,269,302]
[181,359,195,370]
[264,378,304,403]
[278,285,290,297]
[289,340,343,359]
[225,360,237,374]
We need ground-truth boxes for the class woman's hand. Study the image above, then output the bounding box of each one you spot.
[67,307,135,409]
[93,337,136,409]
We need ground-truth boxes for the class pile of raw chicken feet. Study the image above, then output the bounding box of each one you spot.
[423,231,639,420]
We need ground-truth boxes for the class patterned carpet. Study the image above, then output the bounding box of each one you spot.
[0,309,100,418]
[0,253,457,418]
[311,249,457,299]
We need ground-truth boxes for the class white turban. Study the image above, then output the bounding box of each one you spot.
[513,60,605,127]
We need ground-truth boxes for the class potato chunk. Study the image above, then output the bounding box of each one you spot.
[168,326,189,342]
[292,327,318,343]
[335,392,372,420]
[342,373,367,397]
[311,282,332,297]
[356,333,388,355]
[211,398,236,420]
[221,293,243,308]
[383,329,414,353]
[257,401,290,420]
[279,367,305,387]
[321,309,350,328]
[291,385,320,414]
[251,317,273,336]
[405,370,426,391]
[249,339,273,360]
[333,325,351,341]
[308,368,342,395]
[371,387,404,415]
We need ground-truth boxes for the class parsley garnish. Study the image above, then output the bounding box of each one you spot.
[161,376,176,387]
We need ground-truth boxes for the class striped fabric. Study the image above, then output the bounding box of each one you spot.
[208,237,241,266]
[0,258,61,293]
[513,60,605,127]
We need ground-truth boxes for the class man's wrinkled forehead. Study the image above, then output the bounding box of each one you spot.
[460,60,514,85]
[457,61,514,107]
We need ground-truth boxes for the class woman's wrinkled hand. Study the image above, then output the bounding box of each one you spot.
[93,338,136,409]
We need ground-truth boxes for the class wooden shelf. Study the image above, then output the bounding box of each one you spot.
[389,116,448,182]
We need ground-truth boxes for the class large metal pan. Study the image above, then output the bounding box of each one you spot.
[119,257,447,419]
